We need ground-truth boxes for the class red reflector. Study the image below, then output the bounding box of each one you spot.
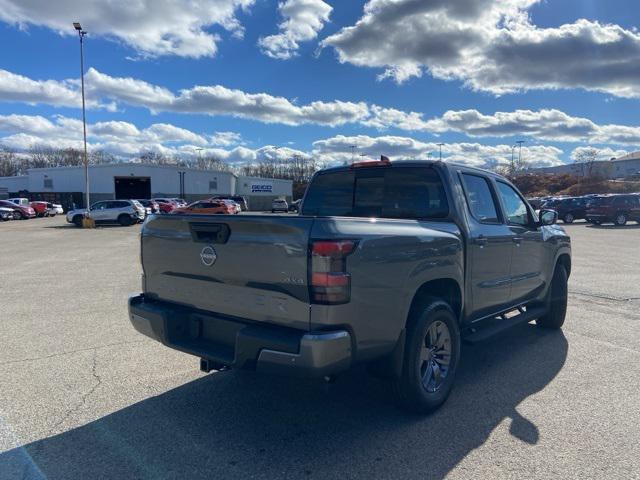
[312,240,355,256]
[311,272,350,287]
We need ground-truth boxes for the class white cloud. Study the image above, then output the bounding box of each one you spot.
[0,114,316,165]
[0,0,255,58]
[322,0,640,98]
[83,68,370,126]
[2,67,640,148]
[259,0,332,59]
[209,131,243,147]
[312,134,564,168]
[0,69,115,110]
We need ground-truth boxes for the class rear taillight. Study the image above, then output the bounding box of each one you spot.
[309,240,356,304]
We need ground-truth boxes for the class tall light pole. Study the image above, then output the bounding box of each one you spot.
[350,145,356,163]
[516,140,525,171]
[437,143,445,160]
[510,145,516,173]
[73,22,89,209]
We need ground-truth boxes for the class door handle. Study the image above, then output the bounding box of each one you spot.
[474,237,488,247]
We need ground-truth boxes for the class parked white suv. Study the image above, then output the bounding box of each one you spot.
[66,200,146,227]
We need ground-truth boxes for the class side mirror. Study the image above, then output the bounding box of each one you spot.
[538,209,557,226]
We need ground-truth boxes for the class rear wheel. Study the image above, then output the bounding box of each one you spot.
[563,213,574,224]
[393,298,460,414]
[614,213,627,226]
[118,214,132,226]
[537,265,568,329]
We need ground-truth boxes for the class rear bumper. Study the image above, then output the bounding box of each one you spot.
[128,295,352,377]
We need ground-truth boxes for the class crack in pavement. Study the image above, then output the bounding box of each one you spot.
[47,348,103,435]
[0,340,145,367]
[569,290,640,303]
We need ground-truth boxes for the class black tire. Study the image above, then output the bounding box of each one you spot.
[72,215,83,227]
[537,265,568,329]
[393,298,461,414]
[118,214,132,227]
[563,213,574,224]
[614,213,627,226]
[16,211,25,220]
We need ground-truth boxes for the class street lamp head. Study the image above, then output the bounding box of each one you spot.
[73,22,82,31]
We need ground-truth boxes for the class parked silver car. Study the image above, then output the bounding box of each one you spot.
[271,198,288,213]
[0,207,14,221]
[66,199,145,227]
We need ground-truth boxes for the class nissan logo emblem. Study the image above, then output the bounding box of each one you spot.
[200,246,217,266]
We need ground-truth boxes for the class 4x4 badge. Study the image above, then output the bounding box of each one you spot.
[200,246,217,266]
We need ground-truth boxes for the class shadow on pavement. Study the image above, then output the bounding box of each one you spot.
[1,324,567,480]
[585,223,640,229]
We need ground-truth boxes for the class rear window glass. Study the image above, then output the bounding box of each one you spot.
[302,167,449,219]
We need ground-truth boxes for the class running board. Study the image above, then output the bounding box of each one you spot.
[463,306,547,344]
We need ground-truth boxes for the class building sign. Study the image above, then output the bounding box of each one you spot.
[251,182,273,193]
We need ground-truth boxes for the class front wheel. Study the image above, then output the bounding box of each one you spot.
[72,215,83,227]
[537,265,568,329]
[563,213,574,224]
[393,298,460,414]
[614,213,627,226]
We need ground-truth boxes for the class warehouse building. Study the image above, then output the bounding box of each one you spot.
[530,152,640,179]
[0,163,292,211]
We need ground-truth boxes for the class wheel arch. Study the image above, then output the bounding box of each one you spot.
[407,278,463,326]
[556,253,571,278]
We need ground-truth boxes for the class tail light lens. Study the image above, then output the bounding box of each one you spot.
[309,240,356,304]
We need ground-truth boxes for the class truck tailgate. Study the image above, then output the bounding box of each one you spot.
[142,215,314,330]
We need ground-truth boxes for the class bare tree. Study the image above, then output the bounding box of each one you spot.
[89,149,117,165]
[0,145,20,176]
[574,147,599,177]
[195,154,232,172]
[138,150,171,165]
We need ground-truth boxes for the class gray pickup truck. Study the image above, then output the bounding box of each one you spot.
[129,159,571,412]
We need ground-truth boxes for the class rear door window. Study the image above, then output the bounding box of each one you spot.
[302,167,448,219]
[461,174,500,223]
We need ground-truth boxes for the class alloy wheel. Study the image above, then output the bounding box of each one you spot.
[419,320,452,393]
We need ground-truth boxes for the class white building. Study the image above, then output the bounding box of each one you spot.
[530,152,640,179]
[0,163,292,211]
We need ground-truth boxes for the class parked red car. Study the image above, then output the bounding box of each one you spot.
[171,200,234,215]
[152,199,176,214]
[0,200,36,219]
[585,194,640,226]
[30,201,49,217]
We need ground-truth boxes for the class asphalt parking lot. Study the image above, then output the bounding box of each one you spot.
[1,217,639,479]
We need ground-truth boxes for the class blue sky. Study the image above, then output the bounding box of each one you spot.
[0,0,639,168]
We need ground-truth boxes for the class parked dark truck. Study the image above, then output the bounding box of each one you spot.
[129,159,571,412]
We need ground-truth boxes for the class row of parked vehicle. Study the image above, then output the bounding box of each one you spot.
[65,196,250,227]
[0,198,64,221]
[528,193,640,226]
